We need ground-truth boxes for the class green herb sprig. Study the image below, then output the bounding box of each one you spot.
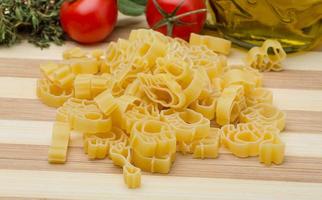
[0,0,65,48]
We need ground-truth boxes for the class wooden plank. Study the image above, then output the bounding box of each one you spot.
[0,98,56,121]
[271,88,322,111]
[2,77,322,111]
[0,169,321,200]
[1,44,322,72]
[1,98,322,133]
[263,70,322,90]
[0,77,36,99]
[2,60,322,90]
[0,149,321,183]
[0,119,321,157]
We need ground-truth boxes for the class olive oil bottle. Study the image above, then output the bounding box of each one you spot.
[205,0,322,52]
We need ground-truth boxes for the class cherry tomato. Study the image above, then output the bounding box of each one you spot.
[60,0,118,44]
[146,0,207,40]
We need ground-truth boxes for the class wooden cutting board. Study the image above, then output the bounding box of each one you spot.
[0,15,322,200]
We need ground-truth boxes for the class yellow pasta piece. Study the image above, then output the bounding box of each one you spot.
[138,73,186,109]
[56,98,112,133]
[111,95,141,129]
[259,130,285,165]
[83,128,128,160]
[240,103,286,131]
[221,66,262,94]
[94,90,118,116]
[74,74,112,99]
[40,62,60,82]
[221,122,284,164]
[91,49,104,60]
[48,122,71,164]
[63,47,88,60]
[245,39,286,72]
[124,104,160,134]
[189,33,231,55]
[190,91,219,120]
[246,88,273,106]
[109,142,141,189]
[37,79,73,108]
[123,164,142,189]
[162,109,210,142]
[130,119,176,173]
[74,74,92,99]
[177,128,220,159]
[216,85,246,126]
[40,62,75,89]
[67,58,100,74]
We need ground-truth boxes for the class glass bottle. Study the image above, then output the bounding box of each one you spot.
[205,0,322,52]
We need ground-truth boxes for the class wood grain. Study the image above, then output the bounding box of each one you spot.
[0,169,321,200]
[0,34,322,198]
[2,77,322,112]
[1,98,322,133]
[1,58,322,90]
[1,119,321,157]
[0,143,321,183]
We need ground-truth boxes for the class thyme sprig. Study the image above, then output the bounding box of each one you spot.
[0,0,65,48]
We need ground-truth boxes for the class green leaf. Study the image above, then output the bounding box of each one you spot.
[118,0,146,16]
[131,0,147,6]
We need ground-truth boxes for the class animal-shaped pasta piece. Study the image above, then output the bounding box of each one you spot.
[221,66,262,94]
[74,74,112,100]
[177,128,220,159]
[138,73,186,109]
[56,98,112,133]
[189,33,232,55]
[37,79,73,108]
[124,104,160,134]
[83,127,128,159]
[130,119,176,173]
[111,95,141,129]
[66,58,100,75]
[63,47,88,60]
[40,62,75,89]
[48,122,71,163]
[240,103,286,131]
[259,129,285,165]
[216,85,246,126]
[162,109,210,142]
[221,122,284,164]
[246,88,273,106]
[94,90,118,116]
[109,143,141,189]
[190,91,220,120]
[245,39,286,72]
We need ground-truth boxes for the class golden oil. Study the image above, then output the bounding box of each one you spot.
[205,0,322,52]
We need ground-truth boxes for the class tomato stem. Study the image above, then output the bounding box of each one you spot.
[170,9,207,21]
[151,0,207,37]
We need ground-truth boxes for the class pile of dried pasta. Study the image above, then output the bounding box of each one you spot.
[36,29,286,189]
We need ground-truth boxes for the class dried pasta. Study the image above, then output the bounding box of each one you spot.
[221,122,285,164]
[245,39,286,72]
[189,33,232,55]
[48,122,71,163]
[216,85,246,126]
[240,103,286,131]
[37,29,287,189]
[37,79,73,108]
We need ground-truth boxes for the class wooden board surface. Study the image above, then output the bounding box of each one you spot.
[0,15,322,200]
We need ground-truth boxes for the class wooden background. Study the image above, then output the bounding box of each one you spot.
[0,15,322,200]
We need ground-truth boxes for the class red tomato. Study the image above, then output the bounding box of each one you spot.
[146,0,207,40]
[60,0,118,44]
